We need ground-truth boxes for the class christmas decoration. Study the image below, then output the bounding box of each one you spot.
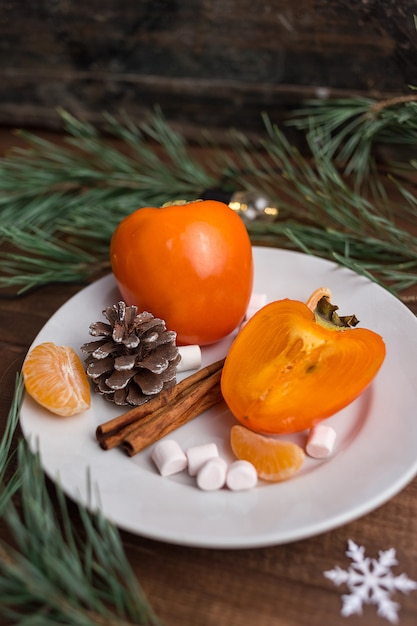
[324,539,417,623]
[81,302,180,406]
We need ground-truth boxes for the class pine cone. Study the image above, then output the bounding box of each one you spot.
[81,301,180,406]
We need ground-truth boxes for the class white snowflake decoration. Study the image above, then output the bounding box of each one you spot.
[324,539,417,624]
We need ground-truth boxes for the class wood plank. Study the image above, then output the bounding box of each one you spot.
[1,0,417,133]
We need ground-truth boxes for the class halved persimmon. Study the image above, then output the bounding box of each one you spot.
[230,425,305,482]
[221,295,386,434]
[23,342,91,416]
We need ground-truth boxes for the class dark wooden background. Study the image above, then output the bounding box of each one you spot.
[1,0,417,135]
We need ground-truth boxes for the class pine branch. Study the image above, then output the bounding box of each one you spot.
[288,94,417,185]
[1,107,417,295]
[0,109,219,293]
[0,227,109,291]
[220,118,417,293]
[0,377,163,626]
[0,375,23,514]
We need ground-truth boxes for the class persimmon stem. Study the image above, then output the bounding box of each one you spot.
[314,296,359,330]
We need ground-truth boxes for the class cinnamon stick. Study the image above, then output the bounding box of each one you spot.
[96,358,225,451]
[122,368,223,456]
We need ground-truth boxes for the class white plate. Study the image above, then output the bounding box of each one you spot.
[19,247,417,549]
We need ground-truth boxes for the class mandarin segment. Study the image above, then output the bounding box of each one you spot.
[23,342,91,417]
[230,425,305,482]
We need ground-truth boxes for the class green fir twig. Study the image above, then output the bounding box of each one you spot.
[1,108,417,295]
[221,117,417,294]
[288,94,417,188]
[0,377,163,626]
[0,375,24,514]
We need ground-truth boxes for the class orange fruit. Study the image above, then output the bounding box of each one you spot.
[230,425,305,482]
[221,297,385,435]
[110,199,253,345]
[23,342,91,416]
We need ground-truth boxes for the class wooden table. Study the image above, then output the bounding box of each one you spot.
[1,129,417,626]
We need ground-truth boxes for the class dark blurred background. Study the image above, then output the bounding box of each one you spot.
[1,0,417,136]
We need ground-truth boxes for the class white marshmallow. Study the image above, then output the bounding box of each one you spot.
[245,293,267,320]
[151,439,188,476]
[186,442,219,476]
[226,460,258,491]
[306,424,336,459]
[196,457,228,491]
[177,345,202,372]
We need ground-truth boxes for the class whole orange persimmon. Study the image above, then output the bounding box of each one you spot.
[110,200,253,345]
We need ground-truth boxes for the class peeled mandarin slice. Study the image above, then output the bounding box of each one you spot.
[22,342,91,417]
[230,424,305,482]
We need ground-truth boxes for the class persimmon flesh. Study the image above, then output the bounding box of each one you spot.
[110,200,253,345]
[221,297,386,434]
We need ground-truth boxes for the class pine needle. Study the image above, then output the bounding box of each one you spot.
[0,379,164,626]
[1,106,417,294]
[0,374,24,514]
[220,117,417,293]
[288,95,417,185]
